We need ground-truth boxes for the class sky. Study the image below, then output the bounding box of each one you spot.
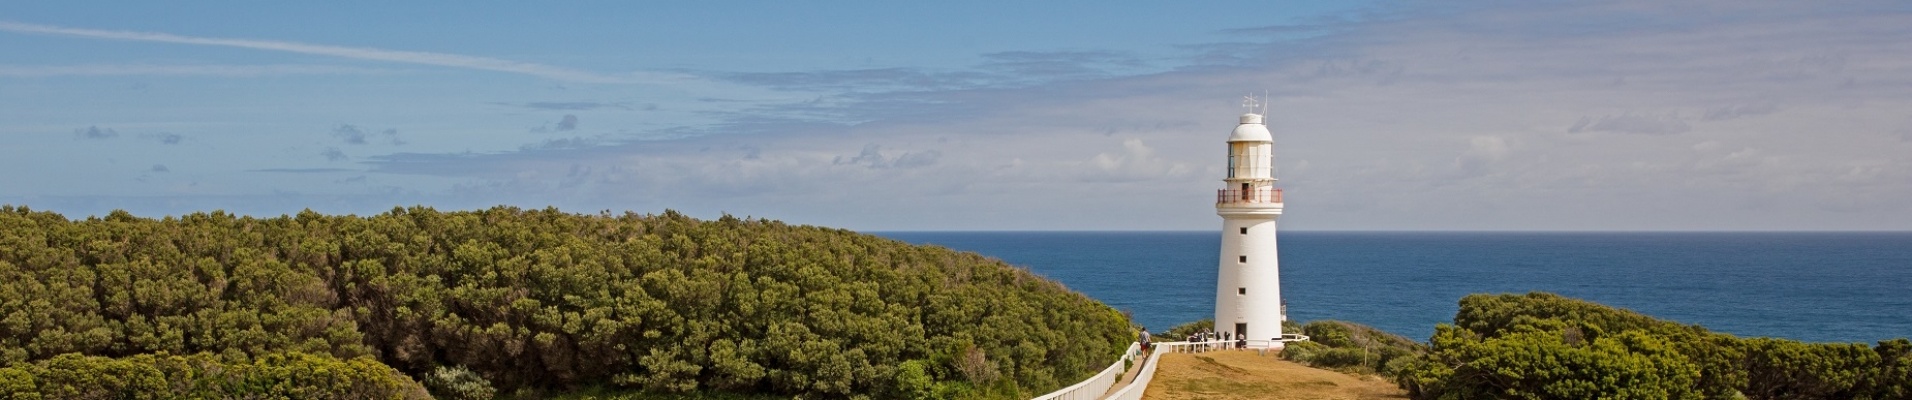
[2,1,1909,231]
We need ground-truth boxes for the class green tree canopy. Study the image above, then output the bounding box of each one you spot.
[0,205,1132,399]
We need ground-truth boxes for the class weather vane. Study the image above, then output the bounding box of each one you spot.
[1241,91,1269,115]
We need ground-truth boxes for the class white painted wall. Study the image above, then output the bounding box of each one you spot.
[1215,112,1284,348]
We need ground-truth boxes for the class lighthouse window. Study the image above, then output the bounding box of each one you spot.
[1240,227,1248,234]
[1239,255,1247,263]
[1238,287,1246,295]
[1228,155,1237,178]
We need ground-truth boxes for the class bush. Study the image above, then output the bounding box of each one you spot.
[1396,292,1912,400]
[0,352,428,399]
[425,365,497,400]
[1280,321,1424,375]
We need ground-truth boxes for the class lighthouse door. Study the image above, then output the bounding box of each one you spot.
[1235,323,1248,339]
[1240,183,1250,201]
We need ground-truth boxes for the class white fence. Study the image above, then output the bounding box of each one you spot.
[1081,334,1312,400]
[1029,342,1142,400]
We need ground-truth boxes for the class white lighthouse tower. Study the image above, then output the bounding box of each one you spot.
[1214,101,1286,348]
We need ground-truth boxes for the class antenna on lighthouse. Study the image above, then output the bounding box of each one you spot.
[1262,90,1269,116]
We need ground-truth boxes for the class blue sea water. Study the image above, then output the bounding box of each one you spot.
[876,231,1912,344]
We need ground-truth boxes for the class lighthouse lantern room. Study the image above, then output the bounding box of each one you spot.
[1214,99,1286,349]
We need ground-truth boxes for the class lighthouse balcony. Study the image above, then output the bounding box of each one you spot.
[1217,188,1283,205]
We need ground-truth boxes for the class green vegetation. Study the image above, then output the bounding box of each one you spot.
[0,205,1131,399]
[1280,320,1423,377]
[0,351,429,399]
[1396,292,1912,400]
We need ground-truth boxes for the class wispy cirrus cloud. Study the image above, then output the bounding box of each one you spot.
[0,21,682,84]
[0,64,390,77]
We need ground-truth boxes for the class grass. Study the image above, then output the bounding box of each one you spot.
[1142,350,1407,400]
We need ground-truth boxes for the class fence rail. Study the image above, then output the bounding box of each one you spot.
[1065,334,1312,400]
[1217,188,1283,204]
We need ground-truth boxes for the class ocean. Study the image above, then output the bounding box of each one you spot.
[875,231,1912,344]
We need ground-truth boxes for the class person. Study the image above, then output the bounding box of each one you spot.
[1139,328,1151,352]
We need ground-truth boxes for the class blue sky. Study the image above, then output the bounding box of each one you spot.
[3,1,1909,230]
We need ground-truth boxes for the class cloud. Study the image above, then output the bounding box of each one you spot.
[321,147,348,162]
[24,2,1908,231]
[1085,138,1191,182]
[1568,114,1692,135]
[73,126,119,140]
[0,21,682,84]
[830,143,942,169]
[1453,136,1511,178]
[556,114,579,131]
[0,64,390,77]
[150,164,169,173]
[519,137,599,151]
[249,167,357,173]
[332,124,403,145]
[1701,104,1781,121]
[143,132,184,144]
[492,101,635,111]
[721,68,989,92]
[978,50,1147,79]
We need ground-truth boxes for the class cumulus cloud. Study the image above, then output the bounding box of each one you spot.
[556,114,579,131]
[1453,136,1510,178]
[1086,138,1191,182]
[73,126,118,139]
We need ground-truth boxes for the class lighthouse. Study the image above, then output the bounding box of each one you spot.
[1214,105,1286,349]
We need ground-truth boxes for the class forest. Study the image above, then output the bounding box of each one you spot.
[0,205,1133,399]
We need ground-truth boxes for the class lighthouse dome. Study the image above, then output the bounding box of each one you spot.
[1228,113,1272,142]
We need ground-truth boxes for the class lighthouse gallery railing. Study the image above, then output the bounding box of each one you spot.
[1216,188,1282,204]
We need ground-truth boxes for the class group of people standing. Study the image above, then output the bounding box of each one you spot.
[1184,328,1240,343]
[1136,326,1251,351]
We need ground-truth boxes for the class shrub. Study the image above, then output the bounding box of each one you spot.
[425,365,497,400]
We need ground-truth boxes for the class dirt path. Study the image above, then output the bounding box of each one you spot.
[1140,350,1407,400]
